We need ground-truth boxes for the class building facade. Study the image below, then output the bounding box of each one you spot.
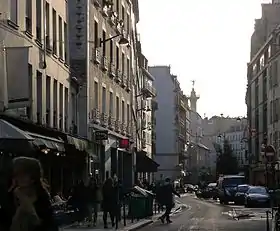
[0,0,70,130]
[149,66,187,180]
[246,2,280,185]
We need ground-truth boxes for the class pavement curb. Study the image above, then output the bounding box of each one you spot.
[122,220,153,231]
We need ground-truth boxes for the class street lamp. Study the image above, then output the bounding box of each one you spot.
[98,33,129,47]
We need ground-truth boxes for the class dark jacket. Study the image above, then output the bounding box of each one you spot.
[159,183,180,206]
[0,187,58,231]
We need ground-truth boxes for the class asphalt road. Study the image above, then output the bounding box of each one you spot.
[139,194,269,231]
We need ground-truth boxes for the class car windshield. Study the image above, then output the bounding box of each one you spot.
[223,177,245,187]
[248,187,267,194]
[238,185,249,192]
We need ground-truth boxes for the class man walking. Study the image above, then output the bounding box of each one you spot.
[159,178,180,224]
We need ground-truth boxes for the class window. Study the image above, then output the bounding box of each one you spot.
[102,87,106,113]
[10,0,18,24]
[116,0,119,15]
[64,22,68,63]
[94,82,98,108]
[127,58,130,77]
[116,96,120,119]
[52,9,57,55]
[58,16,63,59]
[53,79,58,128]
[110,40,113,62]
[126,13,130,34]
[59,83,63,129]
[121,53,125,72]
[64,88,69,131]
[122,5,125,21]
[36,71,42,124]
[36,0,42,40]
[102,30,106,56]
[25,0,32,33]
[126,104,130,123]
[94,21,98,47]
[46,76,51,125]
[45,2,50,47]
[116,46,119,69]
[121,100,125,122]
[109,92,113,115]
[27,64,32,119]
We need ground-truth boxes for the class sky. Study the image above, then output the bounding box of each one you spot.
[137,0,271,118]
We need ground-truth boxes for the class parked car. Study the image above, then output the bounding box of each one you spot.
[207,183,217,199]
[217,175,246,204]
[186,184,195,193]
[234,184,250,205]
[244,186,270,208]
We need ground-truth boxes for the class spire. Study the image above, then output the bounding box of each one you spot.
[187,80,200,112]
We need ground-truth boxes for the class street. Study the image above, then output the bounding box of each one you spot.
[138,194,269,231]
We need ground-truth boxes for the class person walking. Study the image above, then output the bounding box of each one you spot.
[102,177,118,229]
[158,177,180,224]
[86,177,99,226]
[0,156,58,231]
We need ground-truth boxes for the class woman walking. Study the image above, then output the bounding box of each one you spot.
[0,156,58,231]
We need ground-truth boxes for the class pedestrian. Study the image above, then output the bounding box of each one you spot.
[158,177,180,224]
[86,177,99,226]
[102,177,117,229]
[0,156,58,231]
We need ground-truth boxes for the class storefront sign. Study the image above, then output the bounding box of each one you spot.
[95,130,108,140]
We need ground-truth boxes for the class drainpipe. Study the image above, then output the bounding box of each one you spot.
[42,0,47,69]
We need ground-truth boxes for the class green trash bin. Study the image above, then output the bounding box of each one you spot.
[127,186,149,219]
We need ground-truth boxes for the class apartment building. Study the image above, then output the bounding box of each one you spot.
[246,2,280,184]
[149,66,187,180]
[0,0,70,130]
[69,0,152,187]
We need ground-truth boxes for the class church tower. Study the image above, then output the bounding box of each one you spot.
[187,80,199,112]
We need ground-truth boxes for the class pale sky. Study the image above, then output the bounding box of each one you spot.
[138,0,271,118]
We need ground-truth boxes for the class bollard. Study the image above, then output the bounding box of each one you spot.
[123,200,126,226]
[266,211,270,231]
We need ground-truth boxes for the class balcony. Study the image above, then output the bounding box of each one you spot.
[142,138,147,149]
[115,69,121,83]
[109,11,117,26]
[126,124,131,137]
[179,99,187,111]
[142,81,156,98]
[92,48,101,64]
[101,112,108,127]
[120,122,126,135]
[91,108,100,124]
[116,19,124,34]
[101,56,109,71]
[108,114,115,130]
[126,77,131,92]
[109,62,116,78]
[115,120,120,132]
[121,74,127,88]
[92,0,102,7]
[141,119,147,130]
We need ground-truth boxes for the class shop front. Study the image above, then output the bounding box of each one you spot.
[0,114,97,196]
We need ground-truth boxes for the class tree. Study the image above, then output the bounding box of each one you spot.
[216,139,239,175]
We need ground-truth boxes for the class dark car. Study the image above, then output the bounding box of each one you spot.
[234,184,250,205]
[244,186,270,208]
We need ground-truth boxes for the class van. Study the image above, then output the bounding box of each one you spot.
[217,175,245,204]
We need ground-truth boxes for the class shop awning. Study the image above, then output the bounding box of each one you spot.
[0,119,33,140]
[0,119,34,153]
[136,151,159,173]
[67,135,98,161]
[27,132,65,152]
[66,135,88,151]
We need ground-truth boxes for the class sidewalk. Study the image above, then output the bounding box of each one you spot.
[61,201,185,231]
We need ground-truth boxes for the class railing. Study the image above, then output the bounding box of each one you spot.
[142,81,156,97]
[101,112,108,127]
[108,114,115,130]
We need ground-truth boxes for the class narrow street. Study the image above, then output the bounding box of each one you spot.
[139,195,268,231]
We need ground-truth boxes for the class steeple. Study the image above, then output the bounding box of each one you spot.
[187,80,200,112]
